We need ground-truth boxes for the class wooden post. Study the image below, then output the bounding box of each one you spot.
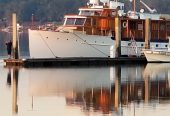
[12,13,19,59]
[115,17,121,57]
[145,18,151,49]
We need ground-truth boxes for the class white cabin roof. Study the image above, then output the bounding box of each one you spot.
[64,15,87,19]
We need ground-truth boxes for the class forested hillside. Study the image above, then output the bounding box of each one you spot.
[0,0,169,23]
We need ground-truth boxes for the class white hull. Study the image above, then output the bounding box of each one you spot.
[28,29,168,58]
[143,50,170,62]
[29,29,114,58]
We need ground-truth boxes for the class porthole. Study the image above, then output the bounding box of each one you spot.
[156,44,158,47]
[165,45,168,47]
[141,44,143,47]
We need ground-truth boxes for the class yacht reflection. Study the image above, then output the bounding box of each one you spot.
[28,65,170,115]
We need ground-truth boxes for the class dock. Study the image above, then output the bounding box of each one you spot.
[4,59,24,66]
[4,57,147,67]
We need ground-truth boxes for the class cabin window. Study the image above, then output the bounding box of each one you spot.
[80,11,89,15]
[141,44,143,47]
[165,45,168,47]
[75,18,85,25]
[152,23,158,30]
[66,18,75,25]
[112,11,117,16]
[117,6,120,10]
[94,11,101,16]
[62,18,66,25]
[84,18,91,26]
[156,44,158,47]
[138,24,143,30]
[92,19,96,26]
[122,6,124,10]
[80,11,95,16]
[160,24,165,31]
[129,22,137,30]
[65,18,86,26]
[167,25,170,30]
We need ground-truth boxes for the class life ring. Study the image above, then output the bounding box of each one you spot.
[122,22,127,28]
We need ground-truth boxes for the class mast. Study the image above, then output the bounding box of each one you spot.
[133,0,136,14]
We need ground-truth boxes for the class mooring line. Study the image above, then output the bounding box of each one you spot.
[37,31,56,57]
[73,33,109,57]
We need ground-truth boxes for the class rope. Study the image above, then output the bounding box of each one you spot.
[37,31,56,57]
[73,33,109,57]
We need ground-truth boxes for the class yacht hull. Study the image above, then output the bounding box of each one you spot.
[143,50,170,62]
[28,29,167,58]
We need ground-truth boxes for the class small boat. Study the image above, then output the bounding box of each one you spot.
[143,37,170,62]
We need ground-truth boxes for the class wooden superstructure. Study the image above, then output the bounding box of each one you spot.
[59,5,170,42]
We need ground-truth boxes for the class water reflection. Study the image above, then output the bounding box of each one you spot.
[6,67,19,114]
[7,67,12,86]
[1,64,170,116]
[12,67,18,114]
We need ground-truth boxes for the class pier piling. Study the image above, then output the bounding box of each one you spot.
[145,18,151,49]
[4,13,23,66]
[12,13,19,59]
[115,17,121,57]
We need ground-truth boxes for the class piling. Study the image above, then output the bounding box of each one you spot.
[12,13,19,59]
[115,17,121,57]
[4,13,23,66]
[145,18,151,49]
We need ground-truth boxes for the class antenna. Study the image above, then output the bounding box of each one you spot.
[140,0,157,13]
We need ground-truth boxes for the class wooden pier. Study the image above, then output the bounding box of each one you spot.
[4,59,24,66]
[4,57,147,67]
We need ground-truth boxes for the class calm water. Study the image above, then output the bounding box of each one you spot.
[0,32,170,116]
